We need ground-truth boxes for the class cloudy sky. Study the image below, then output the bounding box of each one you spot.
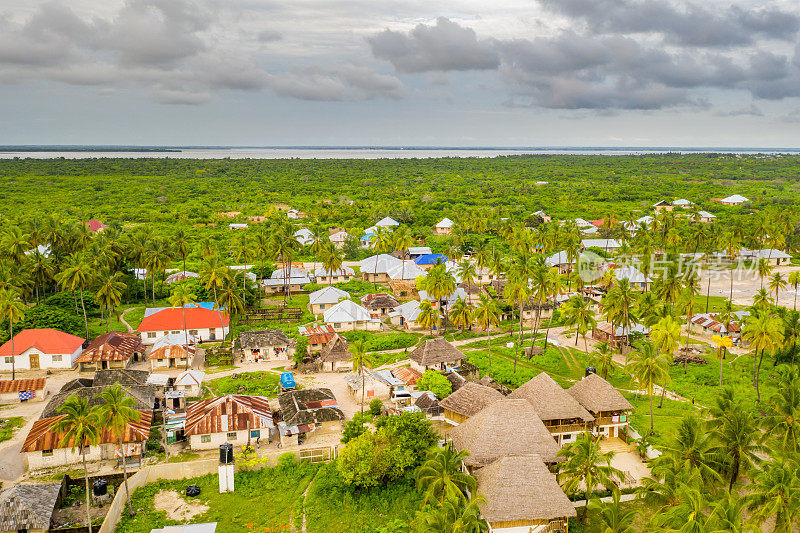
[3,0,800,146]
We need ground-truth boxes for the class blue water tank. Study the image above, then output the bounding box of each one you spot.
[280,372,296,390]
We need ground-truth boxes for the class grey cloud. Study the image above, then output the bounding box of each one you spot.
[269,64,406,101]
[539,0,799,47]
[152,89,212,105]
[257,30,282,42]
[367,17,499,73]
[713,104,763,117]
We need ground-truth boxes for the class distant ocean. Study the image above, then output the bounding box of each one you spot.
[1,146,799,159]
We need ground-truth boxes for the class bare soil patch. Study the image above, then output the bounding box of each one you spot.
[154,489,209,521]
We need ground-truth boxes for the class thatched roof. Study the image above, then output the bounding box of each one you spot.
[362,294,399,310]
[449,399,562,466]
[447,371,467,392]
[567,373,633,413]
[0,483,62,531]
[508,372,594,422]
[438,382,504,418]
[475,455,576,524]
[408,338,465,367]
[319,335,350,363]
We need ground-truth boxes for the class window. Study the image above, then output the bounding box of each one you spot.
[3,357,12,364]
[171,330,181,335]
[227,432,237,441]
[201,435,211,443]
[42,449,53,457]
[319,304,325,309]
[147,332,156,338]
[189,330,198,336]
[250,430,260,438]
[334,323,341,329]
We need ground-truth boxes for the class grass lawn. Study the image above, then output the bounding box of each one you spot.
[0,416,24,444]
[207,371,282,397]
[304,464,421,533]
[691,293,742,314]
[115,458,317,533]
[625,393,701,448]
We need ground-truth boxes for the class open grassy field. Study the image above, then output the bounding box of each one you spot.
[207,371,283,397]
[0,416,24,444]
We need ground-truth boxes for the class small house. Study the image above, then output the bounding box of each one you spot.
[719,194,749,206]
[262,267,312,295]
[581,238,621,253]
[308,286,350,315]
[673,198,692,208]
[0,482,63,533]
[696,210,716,223]
[545,250,575,274]
[388,300,428,330]
[475,455,576,533]
[592,321,650,348]
[228,223,248,230]
[408,338,465,373]
[298,324,337,352]
[138,308,230,345]
[276,388,345,447]
[165,271,199,284]
[237,330,294,363]
[435,217,454,235]
[568,373,633,439]
[391,366,423,390]
[184,395,273,450]
[148,343,195,370]
[438,381,504,425]
[742,248,792,266]
[361,293,399,318]
[375,216,399,228]
[345,368,410,406]
[313,266,355,284]
[0,378,46,404]
[329,231,349,249]
[508,373,594,446]
[287,209,306,219]
[613,265,652,289]
[653,200,673,212]
[174,370,205,398]
[0,329,84,372]
[323,300,380,332]
[407,246,432,259]
[74,332,144,371]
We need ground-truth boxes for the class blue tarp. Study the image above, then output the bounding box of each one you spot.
[414,253,448,265]
[280,372,296,389]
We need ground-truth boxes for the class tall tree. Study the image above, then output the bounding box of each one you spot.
[627,341,670,433]
[0,287,26,380]
[743,311,783,402]
[56,253,92,339]
[473,293,500,378]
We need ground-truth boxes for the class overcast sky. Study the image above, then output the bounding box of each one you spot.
[3,0,800,146]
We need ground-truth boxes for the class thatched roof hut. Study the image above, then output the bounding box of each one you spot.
[319,335,350,363]
[448,399,562,466]
[508,372,594,423]
[475,455,576,526]
[567,373,633,413]
[438,382,504,419]
[408,338,465,368]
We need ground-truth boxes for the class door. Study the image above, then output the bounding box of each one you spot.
[29,353,40,369]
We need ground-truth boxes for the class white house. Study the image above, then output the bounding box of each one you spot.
[720,194,749,205]
[294,228,314,245]
[185,395,273,450]
[323,300,381,332]
[174,370,205,397]
[313,266,355,285]
[673,199,693,208]
[308,286,350,315]
[137,307,230,345]
[360,254,402,283]
[581,238,621,252]
[696,210,717,223]
[435,217,454,235]
[742,248,792,266]
[375,216,400,228]
[388,300,430,330]
[0,329,84,372]
[329,231,348,249]
[613,265,652,289]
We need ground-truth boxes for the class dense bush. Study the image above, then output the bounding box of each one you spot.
[369,398,383,416]
[416,370,452,399]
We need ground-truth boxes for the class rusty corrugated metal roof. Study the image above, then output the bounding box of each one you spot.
[22,410,152,452]
[0,378,46,393]
[184,395,272,436]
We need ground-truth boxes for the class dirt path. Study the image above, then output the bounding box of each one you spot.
[119,307,136,333]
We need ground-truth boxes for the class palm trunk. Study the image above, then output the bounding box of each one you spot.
[183,307,190,370]
[374,254,379,291]
[120,434,134,516]
[487,327,492,377]
[755,349,764,402]
[80,288,89,340]
[515,303,522,372]
[705,275,711,313]
[683,319,692,374]
[10,319,15,381]
[82,447,92,533]
[793,285,797,311]
[360,367,365,414]
[649,391,654,433]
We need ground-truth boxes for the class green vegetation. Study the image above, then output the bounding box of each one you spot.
[0,416,23,443]
[416,369,453,398]
[207,371,282,397]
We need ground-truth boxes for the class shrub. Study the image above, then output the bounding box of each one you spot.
[416,370,452,399]
[369,398,383,416]
[341,412,371,444]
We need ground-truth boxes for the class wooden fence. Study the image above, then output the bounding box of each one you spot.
[240,307,302,324]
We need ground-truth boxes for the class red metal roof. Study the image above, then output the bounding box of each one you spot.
[85,220,107,232]
[137,307,230,333]
[0,378,46,393]
[0,329,84,357]
[22,410,152,452]
[75,332,143,363]
[148,344,196,360]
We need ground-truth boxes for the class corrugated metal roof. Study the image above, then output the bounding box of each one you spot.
[184,395,272,435]
[0,378,46,393]
[22,410,152,452]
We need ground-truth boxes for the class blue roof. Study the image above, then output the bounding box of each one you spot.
[414,253,448,265]
[361,233,375,242]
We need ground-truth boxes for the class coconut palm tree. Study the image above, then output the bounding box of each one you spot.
[168,285,197,370]
[590,341,615,380]
[26,247,54,303]
[0,287,26,380]
[95,271,126,333]
[761,369,800,454]
[421,263,458,333]
[587,491,637,533]
[789,271,800,311]
[744,456,800,533]
[200,256,231,343]
[415,493,486,533]
[676,287,696,366]
[96,384,141,517]
[348,339,373,414]
[456,260,477,300]
[768,272,788,307]
[626,341,670,433]
[392,225,414,282]
[55,252,92,339]
[53,395,101,533]
[418,300,441,335]
[557,432,623,522]
[321,242,344,285]
[448,297,472,334]
[270,222,302,303]
[707,394,762,489]
[743,311,783,402]
[368,227,393,290]
[650,315,680,406]
[474,293,500,378]
[174,228,189,275]
[707,490,758,533]
[655,416,722,489]
[562,295,596,360]
[416,443,476,506]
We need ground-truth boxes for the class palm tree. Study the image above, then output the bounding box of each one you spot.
[348,339,372,414]
[415,493,486,533]
[743,311,783,402]
[761,369,800,454]
[757,258,773,289]
[27,248,53,303]
[707,393,762,489]
[676,288,696,370]
[789,271,800,311]
[95,271,126,333]
[744,457,800,533]
[0,287,26,380]
[652,484,708,533]
[368,227,393,290]
[752,287,773,312]
[421,263,457,333]
[562,295,596,359]
[503,279,529,372]
[219,278,246,323]
[650,315,680,406]
[97,384,141,517]
[321,242,344,285]
[656,416,722,489]
[587,491,637,533]
[53,395,100,533]
[474,293,500,378]
[707,490,758,533]
[416,443,476,506]
[590,341,615,380]
[448,297,472,334]
[557,432,623,522]
[174,228,189,275]
[271,222,302,303]
[200,256,231,344]
[626,341,670,433]
[392,225,414,282]
[169,285,197,369]
[456,260,477,301]
[768,272,788,307]
[418,300,441,335]
[1,225,31,265]
[711,335,733,387]
[55,253,92,339]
